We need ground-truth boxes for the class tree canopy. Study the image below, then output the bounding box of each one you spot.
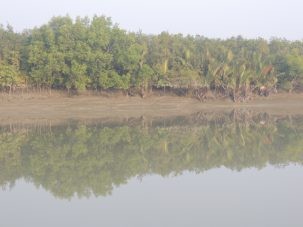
[1,16,303,100]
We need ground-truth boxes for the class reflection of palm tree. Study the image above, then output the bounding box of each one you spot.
[0,113,303,198]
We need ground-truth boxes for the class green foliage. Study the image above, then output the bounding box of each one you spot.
[287,55,303,76]
[134,64,154,89]
[0,25,24,90]
[1,16,303,95]
[0,63,18,88]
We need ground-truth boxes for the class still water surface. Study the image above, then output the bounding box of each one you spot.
[1,112,303,226]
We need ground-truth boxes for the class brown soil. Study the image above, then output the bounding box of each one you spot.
[0,92,302,124]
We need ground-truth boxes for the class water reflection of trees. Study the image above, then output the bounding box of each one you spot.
[0,112,303,199]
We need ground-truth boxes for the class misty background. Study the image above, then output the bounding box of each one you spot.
[0,0,302,40]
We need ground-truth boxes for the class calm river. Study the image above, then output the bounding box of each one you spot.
[1,111,303,226]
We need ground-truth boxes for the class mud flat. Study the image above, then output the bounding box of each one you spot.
[0,93,302,124]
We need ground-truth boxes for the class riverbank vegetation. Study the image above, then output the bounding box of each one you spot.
[1,16,303,101]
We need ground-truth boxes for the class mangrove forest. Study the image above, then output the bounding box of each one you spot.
[1,16,303,101]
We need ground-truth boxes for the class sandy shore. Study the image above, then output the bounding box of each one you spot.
[0,93,302,124]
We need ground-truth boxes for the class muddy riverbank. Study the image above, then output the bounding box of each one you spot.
[0,93,302,124]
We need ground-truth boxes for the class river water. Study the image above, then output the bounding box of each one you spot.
[1,111,303,226]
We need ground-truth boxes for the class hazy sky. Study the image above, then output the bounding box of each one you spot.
[0,0,302,40]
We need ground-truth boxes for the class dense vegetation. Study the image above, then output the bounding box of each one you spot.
[1,16,303,101]
[0,113,303,198]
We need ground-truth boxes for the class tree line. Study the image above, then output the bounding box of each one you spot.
[1,16,303,101]
[0,113,303,198]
